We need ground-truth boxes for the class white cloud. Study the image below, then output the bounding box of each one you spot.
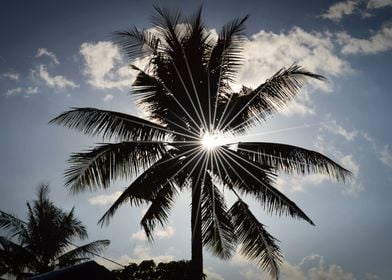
[277,173,331,193]
[204,267,224,280]
[131,226,175,241]
[314,136,363,196]
[238,27,351,116]
[37,64,79,90]
[321,1,358,22]
[322,0,392,21]
[131,230,148,241]
[365,272,380,279]
[237,254,358,280]
[337,24,392,55]
[4,86,38,97]
[323,116,358,141]
[279,90,315,117]
[88,191,122,206]
[360,132,392,169]
[2,72,20,81]
[367,0,392,9]
[155,226,175,239]
[103,94,114,102]
[97,245,175,269]
[36,48,60,65]
[380,145,392,168]
[79,41,147,89]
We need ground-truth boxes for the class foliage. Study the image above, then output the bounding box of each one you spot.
[51,6,351,279]
[0,184,110,278]
[112,260,205,280]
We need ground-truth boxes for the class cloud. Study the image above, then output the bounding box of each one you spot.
[88,191,122,206]
[36,48,60,65]
[360,131,392,169]
[322,0,392,21]
[4,86,38,97]
[204,267,224,280]
[236,253,359,280]
[380,145,392,168]
[276,173,331,193]
[337,24,392,55]
[131,226,175,241]
[314,136,363,196]
[103,94,114,102]
[97,245,175,269]
[2,72,20,81]
[322,116,358,141]
[79,41,147,89]
[321,1,357,22]
[37,64,79,90]
[367,0,392,9]
[238,27,351,116]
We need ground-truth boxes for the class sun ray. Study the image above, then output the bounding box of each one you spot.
[182,51,209,130]
[172,61,205,129]
[149,71,203,134]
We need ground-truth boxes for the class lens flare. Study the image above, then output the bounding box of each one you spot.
[201,131,227,150]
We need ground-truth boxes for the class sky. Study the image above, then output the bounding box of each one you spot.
[0,0,391,279]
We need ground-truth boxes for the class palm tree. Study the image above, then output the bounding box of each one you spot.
[0,184,110,278]
[50,6,350,280]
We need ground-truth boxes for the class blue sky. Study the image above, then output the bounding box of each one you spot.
[0,0,391,279]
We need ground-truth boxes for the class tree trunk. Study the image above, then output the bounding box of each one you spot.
[190,180,203,280]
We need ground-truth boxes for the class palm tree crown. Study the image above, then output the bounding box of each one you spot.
[0,184,110,278]
[50,6,350,279]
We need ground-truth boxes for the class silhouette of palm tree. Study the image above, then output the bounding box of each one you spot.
[0,184,109,278]
[50,7,350,280]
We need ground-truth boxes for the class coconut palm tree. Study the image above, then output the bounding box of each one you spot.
[50,6,350,280]
[0,184,110,278]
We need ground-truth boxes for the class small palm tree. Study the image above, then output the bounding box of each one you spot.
[50,6,350,280]
[0,184,110,278]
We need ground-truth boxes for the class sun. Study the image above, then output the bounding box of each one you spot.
[200,131,228,150]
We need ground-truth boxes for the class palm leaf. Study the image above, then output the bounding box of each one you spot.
[237,142,351,181]
[98,150,186,226]
[215,147,314,225]
[0,236,37,275]
[114,27,161,60]
[219,65,325,132]
[209,15,248,86]
[201,175,235,259]
[0,212,27,240]
[49,107,169,141]
[229,200,282,280]
[56,240,110,268]
[65,141,167,193]
[141,182,178,241]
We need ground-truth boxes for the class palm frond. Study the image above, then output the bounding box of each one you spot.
[201,175,235,259]
[0,236,37,275]
[229,200,282,280]
[219,65,325,132]
[56,240,110,268]
[151,5,182,54]
[59,208,88,242]
[98,151,184,226]
[65,142,167,193]
[216,147,314,225]
[209,15,248,86]
[114,27,160,60]
[131,65,179,126]
[141,182,178,241]
[0,212,27,240]
[49,107,169,141]
[237,142,352,181]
